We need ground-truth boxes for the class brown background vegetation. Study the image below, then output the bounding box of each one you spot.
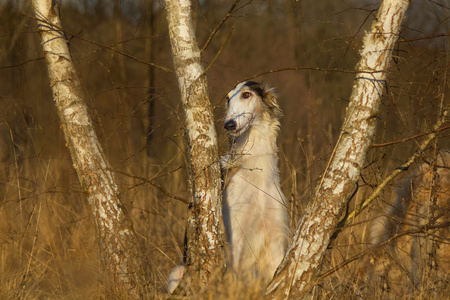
[0,0,449,298]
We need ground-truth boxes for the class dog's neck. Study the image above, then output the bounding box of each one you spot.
[228,119,279,174]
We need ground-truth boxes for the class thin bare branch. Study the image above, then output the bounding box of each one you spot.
[398,33,450,43]
[24,12,173,73]
[115,169,189,204]
[345,106,449,225]
[319,221,450,281]
[201,0,241,52]
[202,27,234,75]
[372,125,450,147]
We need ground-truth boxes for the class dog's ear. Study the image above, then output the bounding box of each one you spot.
[263,86,282,120]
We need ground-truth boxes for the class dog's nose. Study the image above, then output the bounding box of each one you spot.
[224,120,237,132]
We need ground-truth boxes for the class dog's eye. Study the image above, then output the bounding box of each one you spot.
[242,92,251,99]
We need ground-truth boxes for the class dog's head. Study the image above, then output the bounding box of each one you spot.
[224,81,281,137]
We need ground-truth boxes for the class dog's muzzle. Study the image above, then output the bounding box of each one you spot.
[224,120,237,132]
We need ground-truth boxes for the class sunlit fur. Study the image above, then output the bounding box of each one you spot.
[366,150,450,289]
[167,264,184,293]
[221,81,289,285]
[167,81,289,293]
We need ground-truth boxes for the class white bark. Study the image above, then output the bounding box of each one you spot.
[165,0,225,292]
[31,0,149,297]
[266,0,410,298]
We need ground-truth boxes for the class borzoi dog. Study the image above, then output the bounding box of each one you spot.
[221,81,289,285]
[366,150,450,290]
[168,81,289,293]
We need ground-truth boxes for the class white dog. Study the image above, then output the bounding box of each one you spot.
[168,81,289,293]
[221,81,289,284]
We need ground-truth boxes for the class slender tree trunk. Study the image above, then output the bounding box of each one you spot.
[266,0,410,298]
[31,1,150,298]
[114,0,127,83]
[165,0,225,292]
[145,0,156,157]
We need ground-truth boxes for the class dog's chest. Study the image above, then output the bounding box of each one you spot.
[224,167,281,211]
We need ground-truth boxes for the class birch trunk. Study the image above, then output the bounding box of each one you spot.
[266,0,410,298]
[165,0,225,292]
[31,1,150,297]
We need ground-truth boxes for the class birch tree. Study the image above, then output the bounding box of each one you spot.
[164,0,225,293]
[266,0,410,298]
[31,0,150,297]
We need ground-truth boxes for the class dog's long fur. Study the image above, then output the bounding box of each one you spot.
[221,81,289,284]
[365,150,450,289]
[167,81,289,293]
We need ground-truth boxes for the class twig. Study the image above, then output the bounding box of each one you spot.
[202,28,234,75]
[241,66,363,81]
[344,106,449,225]
[24,12,173,73]
[214,67,369,108]
[397,33,450,43]
[115,169,188,204]
[201,0,241,53]
[1,57,45,69]
[318,221,450,280]
[372,125,450,147]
